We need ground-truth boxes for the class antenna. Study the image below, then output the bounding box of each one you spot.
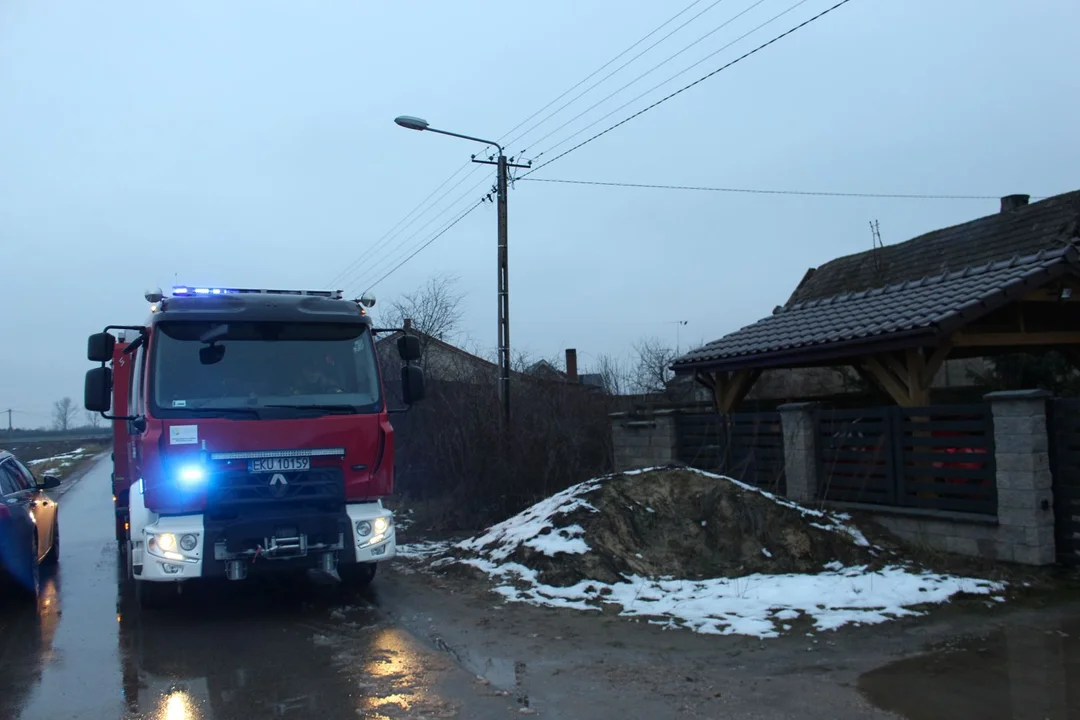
[869,220,885,285]
[666,320,688,353]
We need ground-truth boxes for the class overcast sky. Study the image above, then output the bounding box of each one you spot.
[2,0,1079,426]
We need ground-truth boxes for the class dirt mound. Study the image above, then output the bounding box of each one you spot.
[457,467,884,587]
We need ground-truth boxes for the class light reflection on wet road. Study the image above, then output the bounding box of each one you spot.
[0,459,501,720]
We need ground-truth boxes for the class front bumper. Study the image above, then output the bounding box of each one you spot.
[134,503,395,582]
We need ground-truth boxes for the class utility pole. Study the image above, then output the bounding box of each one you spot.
[5,408,10,433]
[394,115,530,422]
[472,150,528,422]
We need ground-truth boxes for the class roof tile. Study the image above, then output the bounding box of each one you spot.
[673,245,1079,371]
[787,191,1080,305]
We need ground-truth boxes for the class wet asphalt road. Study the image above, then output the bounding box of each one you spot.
[0,459,510,720]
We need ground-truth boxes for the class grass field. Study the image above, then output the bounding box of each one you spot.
[2,439,110,480]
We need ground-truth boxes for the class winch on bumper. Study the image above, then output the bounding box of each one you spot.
[135,503,395,582]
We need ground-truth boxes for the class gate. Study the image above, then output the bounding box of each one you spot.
[674,411,785,493]
[1050,398,1080,566]
[817,404,996,515]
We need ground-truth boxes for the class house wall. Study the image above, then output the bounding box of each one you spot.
[377,338,495,385]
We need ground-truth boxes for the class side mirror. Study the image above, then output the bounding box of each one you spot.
[40,475,61,490]
[88,332,116,362]
[84,366,113,413]
[401,365,426,404]
[397,334,422,363]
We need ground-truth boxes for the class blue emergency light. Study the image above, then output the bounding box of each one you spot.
[171,285,344,299]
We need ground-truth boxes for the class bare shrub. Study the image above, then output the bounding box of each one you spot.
[391,376,613,531]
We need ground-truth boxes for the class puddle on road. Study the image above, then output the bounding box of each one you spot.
[858,616,1080,720]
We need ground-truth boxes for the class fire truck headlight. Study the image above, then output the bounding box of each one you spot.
[373,516,391,535]
[179,534,198,552]
[355,521,372,537]
[177,464,206,487]
[157,533,178,552]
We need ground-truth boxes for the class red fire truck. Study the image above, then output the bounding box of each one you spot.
[84,285,424,608]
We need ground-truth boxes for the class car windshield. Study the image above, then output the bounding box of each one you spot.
[151,321,381,416]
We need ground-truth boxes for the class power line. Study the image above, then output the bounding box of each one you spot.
[520,177,1027,201]
[329,1,727,292]
[343,171,497,298]
[522,0,857,177]
[499,0,712,146]
[504,0,729,152]
[360,200,486,294]
[327,161,483,290]
[518,0,777,155]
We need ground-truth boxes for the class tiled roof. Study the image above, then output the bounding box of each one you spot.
[787,191,1080,305]
[673,245,1080,373]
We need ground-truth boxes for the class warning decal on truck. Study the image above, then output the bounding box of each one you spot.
[169,425,199,445]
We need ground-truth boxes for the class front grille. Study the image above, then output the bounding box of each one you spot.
[207,466,344,511]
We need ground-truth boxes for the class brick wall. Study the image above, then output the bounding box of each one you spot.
[610,410,678,472]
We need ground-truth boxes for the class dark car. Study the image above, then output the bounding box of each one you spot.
[0,451,61,602]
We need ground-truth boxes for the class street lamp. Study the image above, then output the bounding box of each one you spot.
[394,115,528,423]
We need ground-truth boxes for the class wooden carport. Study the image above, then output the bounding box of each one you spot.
[673,245,1080,412]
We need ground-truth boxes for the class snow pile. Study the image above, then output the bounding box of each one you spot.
[397,540,455,560]
[438,467,1005,638]
[27,448,88,468]
[456,479,602,561]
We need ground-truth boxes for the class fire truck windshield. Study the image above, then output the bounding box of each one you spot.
[150,321,381,417]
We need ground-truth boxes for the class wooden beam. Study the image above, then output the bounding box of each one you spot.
[694,371,716,392]
[953,330,1080,347]
[921,342,953,388]
[709,371,728,415]
[861,355,914,406]
[717,369,761,413]
[882,352,911,386]
[905,347,930,406]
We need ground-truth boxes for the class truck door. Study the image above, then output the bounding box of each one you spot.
[128,340,148,486]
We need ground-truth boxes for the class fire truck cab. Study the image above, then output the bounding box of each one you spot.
[85,285,424,608]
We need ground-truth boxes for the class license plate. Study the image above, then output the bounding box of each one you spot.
[248,457,311,473]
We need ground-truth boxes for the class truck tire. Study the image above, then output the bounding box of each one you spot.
[342,562,377,589]
[135,579,171,610]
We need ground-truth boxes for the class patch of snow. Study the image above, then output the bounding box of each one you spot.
[761,548,773,558]
[646,507,655,513]
[524,525,589,556]
[455,479,603,560]
[396,541,453,559]
[467,561,1001,638]
[27,448,88,467]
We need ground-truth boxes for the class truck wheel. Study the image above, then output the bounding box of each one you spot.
[342,562,377,589]
[135,580,171,610]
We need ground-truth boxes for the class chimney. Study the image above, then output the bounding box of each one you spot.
[565,348,578,381]
[1001,194,1030,213]
[403,318,413,331]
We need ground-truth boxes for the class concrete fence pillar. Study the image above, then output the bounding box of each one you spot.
[778,402,818,503]
[610,409,679,472]
[985,389,1056,565]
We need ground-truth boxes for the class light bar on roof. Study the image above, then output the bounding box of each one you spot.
[172,285,343,299]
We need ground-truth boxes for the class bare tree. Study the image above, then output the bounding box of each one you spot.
[383,273,466,365]
[631,337,678,394]
[85,409,102,429]
[588,353,633,395]
[52,397,78,431]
